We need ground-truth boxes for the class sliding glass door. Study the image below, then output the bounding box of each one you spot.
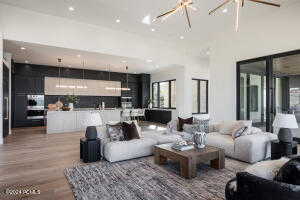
[237,59,269,131]
[237,50,300,140]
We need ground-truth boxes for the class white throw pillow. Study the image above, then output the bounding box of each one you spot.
[218,121,239,135]
[244,157,290,180]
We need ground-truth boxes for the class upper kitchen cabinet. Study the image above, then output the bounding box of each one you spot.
[44,77,121,96]
[14,75,43,94]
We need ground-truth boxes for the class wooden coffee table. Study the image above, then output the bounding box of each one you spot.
[154,143,225,179]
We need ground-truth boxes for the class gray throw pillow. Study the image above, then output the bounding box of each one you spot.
[106,123,124,142]
[193,118,210,133]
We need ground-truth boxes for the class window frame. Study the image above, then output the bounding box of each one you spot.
[152,79,176,109]
[192,79,209,114]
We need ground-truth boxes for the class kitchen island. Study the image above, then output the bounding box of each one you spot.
[46,109,121,134]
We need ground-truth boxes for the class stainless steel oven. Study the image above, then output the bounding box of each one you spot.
[27,95,45,119]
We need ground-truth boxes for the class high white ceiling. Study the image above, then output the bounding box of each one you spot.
[1,0,298,73]
[0,0,295,45]
[4,40,158,73]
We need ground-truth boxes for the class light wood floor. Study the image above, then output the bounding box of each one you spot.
[0,127,84,200]
[0,122,167,200]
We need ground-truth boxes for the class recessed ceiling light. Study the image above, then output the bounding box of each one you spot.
[142,15,151,25]
[25,60,29,63]
[151,28,156,32]
[122,60,127,63]
[206,51,210,55]
[77,54,81,58]
[147,59,153,63]
[69,6,75,11]
[180,36,184,40]
[222,8,228,13]
[21,47,26,50]
[116,19,121,23]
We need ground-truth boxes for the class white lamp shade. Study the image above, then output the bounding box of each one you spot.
[272,113,298,129]
[82,112,103,127]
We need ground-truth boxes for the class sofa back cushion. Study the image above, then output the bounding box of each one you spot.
[178,117,193,131]
[274,156,300,185]
[217,120,252,135]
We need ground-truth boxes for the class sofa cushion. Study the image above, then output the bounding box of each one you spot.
[103,138,157,162]
[245,157,290,180]
[178,117,193,131]
[234,132,277,163]
[217,120,252,135]
[206,132,235,158]
[274,156,300,185]
[143,130,183,144]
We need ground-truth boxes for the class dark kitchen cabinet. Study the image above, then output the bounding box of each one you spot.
[3,63,9,138]
[145,109,172,124]
[13,94,43,127]
[14,75,43,94]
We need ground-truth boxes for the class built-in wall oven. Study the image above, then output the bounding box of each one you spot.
[27,95,45,119]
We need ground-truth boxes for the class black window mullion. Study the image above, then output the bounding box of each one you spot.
[198,80,201,113]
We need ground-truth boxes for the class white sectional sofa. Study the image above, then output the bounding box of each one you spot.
[97,126,183,162]
[167,119,278,163]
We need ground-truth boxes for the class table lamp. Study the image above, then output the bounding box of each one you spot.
[273,113,298,143]
[83,111,103,140]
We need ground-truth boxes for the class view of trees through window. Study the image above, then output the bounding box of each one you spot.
[152,80,176,109]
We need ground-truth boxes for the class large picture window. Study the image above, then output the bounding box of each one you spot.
[192,79,208,114]
[152,80,176,109]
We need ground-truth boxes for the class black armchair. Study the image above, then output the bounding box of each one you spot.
[226,172,300,200]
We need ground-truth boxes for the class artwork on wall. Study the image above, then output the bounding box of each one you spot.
[250,85,258,112]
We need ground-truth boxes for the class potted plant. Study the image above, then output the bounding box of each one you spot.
[66,95,79,110]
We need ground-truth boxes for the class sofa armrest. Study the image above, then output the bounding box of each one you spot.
[236,172,300,200]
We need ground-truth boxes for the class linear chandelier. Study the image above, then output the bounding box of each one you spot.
[105,66,131,91]
[209,0,280,32]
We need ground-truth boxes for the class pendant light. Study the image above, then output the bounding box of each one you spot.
[105,66,131,91]
[55,58,63,109]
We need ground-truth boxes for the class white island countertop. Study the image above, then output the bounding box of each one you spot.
[46,109,121,134]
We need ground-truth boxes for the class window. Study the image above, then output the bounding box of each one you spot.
[152,80,176,109]
[192,79,208,114]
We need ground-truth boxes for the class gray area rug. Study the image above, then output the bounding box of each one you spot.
[64,158,249,200]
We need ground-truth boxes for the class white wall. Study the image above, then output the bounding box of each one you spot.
[209,3,300,123]
[151,58,209,119]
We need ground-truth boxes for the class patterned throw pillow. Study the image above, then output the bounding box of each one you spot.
[183,124,203,134]
[232,126,248,139]
[106,123,124,142]
[193,118,210,133]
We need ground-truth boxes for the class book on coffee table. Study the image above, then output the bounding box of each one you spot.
[172,144,194,151]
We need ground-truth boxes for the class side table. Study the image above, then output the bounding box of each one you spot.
[80,138,101,163]
[271,140,298,160]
